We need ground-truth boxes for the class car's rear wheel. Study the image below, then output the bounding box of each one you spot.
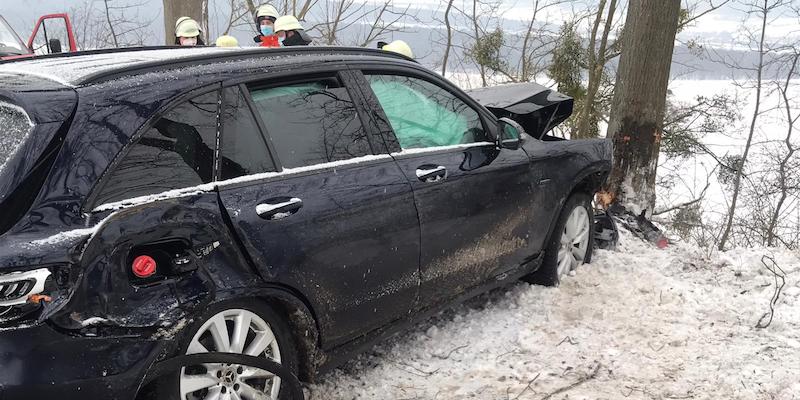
[523,192,594,286]
[156,300,299,400]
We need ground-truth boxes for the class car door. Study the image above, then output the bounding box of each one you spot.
[214,76,420,347]
[354,69,541,308]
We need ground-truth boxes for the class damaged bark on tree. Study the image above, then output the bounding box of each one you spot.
[603,0,681,217]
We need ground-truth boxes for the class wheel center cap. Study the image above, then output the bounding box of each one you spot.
[222,369,236,384]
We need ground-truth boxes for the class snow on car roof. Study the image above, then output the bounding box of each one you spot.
[0,46,408,88]
[0,47,259,87]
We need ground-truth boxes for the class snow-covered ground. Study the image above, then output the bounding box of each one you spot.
[308,231,800,399]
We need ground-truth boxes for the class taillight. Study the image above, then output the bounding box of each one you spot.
[132,255,157,278]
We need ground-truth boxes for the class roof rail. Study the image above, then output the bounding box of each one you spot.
[77,46,415,85]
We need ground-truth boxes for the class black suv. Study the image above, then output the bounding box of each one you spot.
[0,47,610,400]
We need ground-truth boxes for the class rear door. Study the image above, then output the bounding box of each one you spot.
[354,69,540,308]
[215,74,420,347]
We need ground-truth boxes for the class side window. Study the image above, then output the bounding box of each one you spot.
[94,91,219,206]
[248,77,371,169]
[219,87,276,180]
[366,74,487,150]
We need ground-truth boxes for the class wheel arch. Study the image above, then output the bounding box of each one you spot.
[213,284,323,382]
[541,163,610,251]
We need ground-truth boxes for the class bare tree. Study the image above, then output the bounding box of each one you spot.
[575,0,617,139]
[441,0,455,76]
[766,51,800,246]
[718,0,785,250]
[70,0,154,49]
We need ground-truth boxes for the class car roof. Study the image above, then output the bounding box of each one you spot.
[0,46,413,88]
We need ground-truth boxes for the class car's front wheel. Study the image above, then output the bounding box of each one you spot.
[157,300,299,400]
[523,192,594,286]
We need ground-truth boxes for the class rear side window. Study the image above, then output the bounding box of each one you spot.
[248,77,371,169]
[219,87,276,180]
[0,101,33,172]
[366,74,486,149]
[94,91,219,206]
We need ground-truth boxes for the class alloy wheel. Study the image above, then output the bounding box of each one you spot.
[557,206,591,280]
[180,308,282,400]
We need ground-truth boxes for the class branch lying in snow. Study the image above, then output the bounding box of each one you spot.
[539,363,602,400]
[509,373,541,400]
[755,255,787,329]
[432,344,468,360]
[556,336,578,346]
[387,360,439,377]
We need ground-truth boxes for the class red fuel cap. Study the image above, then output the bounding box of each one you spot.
[132,255,157,278]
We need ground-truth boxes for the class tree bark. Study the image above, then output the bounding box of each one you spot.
[603,0,681,217]
[163,0,207,45]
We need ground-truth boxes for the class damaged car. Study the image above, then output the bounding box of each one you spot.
[0,46,611,399]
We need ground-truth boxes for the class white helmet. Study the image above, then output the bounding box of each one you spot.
[215,35,239,47]
[175,17,201,38]
[382,40,413,58]
[256,4,279,20]
[274,15,303,33]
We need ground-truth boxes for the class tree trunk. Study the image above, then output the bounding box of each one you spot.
[163,0,207,45]
[603,0,681,217]
[441,0,454,77]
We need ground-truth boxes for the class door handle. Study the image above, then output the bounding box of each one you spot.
[415,165,447,183]
[256,197,303,220]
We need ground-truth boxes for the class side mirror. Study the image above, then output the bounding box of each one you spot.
[49,38,62,54]
[497,117,524,150]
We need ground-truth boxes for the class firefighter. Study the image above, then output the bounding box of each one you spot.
[379,40,413,58]
[175,17,204,46]
[274,15,312,46]
[253,4,280,47]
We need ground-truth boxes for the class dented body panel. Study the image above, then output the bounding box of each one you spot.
[0,47,611,398]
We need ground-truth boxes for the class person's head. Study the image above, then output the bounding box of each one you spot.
[274,15,306,45]
[381,40,413,58]
[175,17,202,46]
[255,4,279,36]
[215,35,239,47]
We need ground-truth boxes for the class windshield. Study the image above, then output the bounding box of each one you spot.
[0,102,34,173]
[0,16,29,56]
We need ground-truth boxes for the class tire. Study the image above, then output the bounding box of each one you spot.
[523,192,594,286]
[151,299,299,400]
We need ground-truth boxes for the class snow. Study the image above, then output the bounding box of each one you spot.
[92,154,393,212]
[255,198,302,216]
[25,212,118,247]
[308,231,800,399]
[0,47,257,87]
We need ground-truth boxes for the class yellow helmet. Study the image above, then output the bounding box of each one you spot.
[175,17,201,38]
[274,15,303,33]
[215,35,239,47]
[256,4,279,19]
[382,40,413,58]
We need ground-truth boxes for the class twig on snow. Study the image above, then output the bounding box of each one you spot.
[509,373,541,400]
[539,363,602,400]
[556,336,578,346]
[755,255,786,329]
[432,344,468,360]
[387,360,440,377]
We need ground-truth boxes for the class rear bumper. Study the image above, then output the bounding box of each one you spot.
[0,321,162,400]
